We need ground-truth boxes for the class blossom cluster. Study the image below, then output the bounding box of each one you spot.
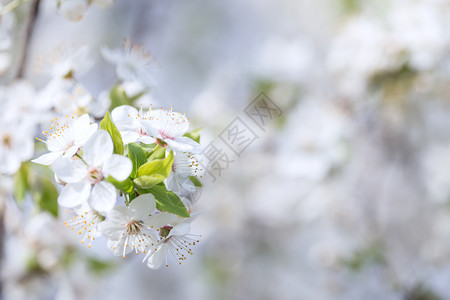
[32,105,203,269]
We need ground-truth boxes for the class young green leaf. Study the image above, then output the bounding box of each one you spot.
[140,142,157,154]
[106,176,134,194]
[127,143,147,178]
[99,111,124,155]
[138,150,174,178]
[134,151,174,188]
[147,144,166,160]
[138,184,189,218]
[134,174,166,189]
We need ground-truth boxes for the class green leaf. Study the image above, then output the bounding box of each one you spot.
[189,175,203,188]
[127,143,147,178]
[134,151,174,189]
[138,184,189,218]
[134,174,166,189]
[109,85,129,110]
[99,111,124,155]
[148,145,166,160]
[183,128,202,143]
[31,177,58,217]
[106,176,134,194]
[138,150,174,177]
[140,142,157,153]
[13,162,29,203]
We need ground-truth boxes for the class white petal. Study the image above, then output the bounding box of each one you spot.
[147,212,178,228]
[0,152,20,175]
[129,194,156,220]
[99,220,126,239]
[83,130,113,166]
[89,91,110,118]
[72,114,90,132]
[166,136,202,153]
[73,115,98,145]
[62,145,79,158]
[52,158,87,183]
[31,151,63,165]
[106,206,131,224]
[120,131,141,144]
[138,120,160,138]
[138,135,155,144]
[102,154,132,181]
[101,46,122,64]
[146,110,190,137]
[169,222,191,237]
[88,181,117,212]
[70,46,93,75]
[107,238,129,256]
[111,105,138,132]
[117,63,137,82]
[147,244,168,269]
[58,182,91,208]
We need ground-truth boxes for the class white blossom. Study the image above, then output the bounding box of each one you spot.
[99,194,159,258]
[101,40,155,87]
[52,130,132,212]
[32,114,98,166]
[165,151,203,206]
[139,107,201,153]
[111,104,155,144]
[144,215,199,269]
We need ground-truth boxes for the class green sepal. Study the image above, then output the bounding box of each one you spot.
[189,175,203,188]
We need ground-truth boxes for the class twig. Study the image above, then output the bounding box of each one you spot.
[17,0,40,78]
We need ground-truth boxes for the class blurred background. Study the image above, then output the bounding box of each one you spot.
[2,0,450,299]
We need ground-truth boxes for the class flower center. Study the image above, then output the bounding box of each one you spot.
[160,225,173,239]
[156,138,168,148]
[87,167,103,184]
[126,219,144,235]
[158,129,174,140]
[1,134,12,149]
[136,126,147,136]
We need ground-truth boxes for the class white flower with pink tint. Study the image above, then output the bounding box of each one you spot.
[139,107,201,153]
